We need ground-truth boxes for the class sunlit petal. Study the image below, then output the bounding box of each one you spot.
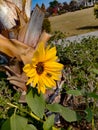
[23,64,32,73]
[38,81,46,94]
[41,73,56,88]
[26,68,36,77]
[45,70,61,80]
[33,75,39,87]
[26,77,34,85]
[45,47,56,60]
[45,62,63,70]
[37,42,45,61]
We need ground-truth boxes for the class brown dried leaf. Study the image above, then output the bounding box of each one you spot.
[4,65,28,91]
[11,39,34,64]
[7,76,27,91]
[38,31,52,44]
[3,65,20,77]
[0,34,35,64]
[18,23,28,42]
[0,35,20,58]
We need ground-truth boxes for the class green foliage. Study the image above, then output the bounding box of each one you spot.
[43,115,55,130]
[1,114,37,130]
[55,37,98,92]
[26,88,45,119]
[46,103,78,122]
[66,90,82,96]
[85,108,93,122]
[49,31,66,42]
[52,36,98,127]
[0,72,20,119]
[1,86,78,130]
[49,0,59,8]
[42,18,51,33]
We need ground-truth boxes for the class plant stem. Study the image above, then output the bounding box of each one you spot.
[92,100,96,130]
[29,112,43,122]
[7,102,44,123]
[92,117,95,130]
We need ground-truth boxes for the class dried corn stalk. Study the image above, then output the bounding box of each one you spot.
[0,0,52,93]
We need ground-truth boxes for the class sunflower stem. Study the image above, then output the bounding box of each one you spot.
[7,102,44,123]
[29,112,44,123]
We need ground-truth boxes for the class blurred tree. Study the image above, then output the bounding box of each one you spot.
[69,0,79,11]
[47,0,59,15]
[49,0,59,8]
[63,2,70,12]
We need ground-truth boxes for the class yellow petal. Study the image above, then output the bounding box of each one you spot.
[46,44,51,52]
[46,56,58,62]
[45,70,61,80]
[40,85,46,94]
[38,81,46,94]
[26,68,36,77]
[33,75,39,87]
[32,51,39,62]
[45,47,57,61]
[26,77,34,85]
[37,42,45,60]
[45,62,63,70]
[41,73,56,88]
[23,64,31,73]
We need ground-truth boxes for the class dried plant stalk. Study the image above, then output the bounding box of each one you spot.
[23,6,45,48]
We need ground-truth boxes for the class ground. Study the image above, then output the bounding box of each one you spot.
[49,7,98,37]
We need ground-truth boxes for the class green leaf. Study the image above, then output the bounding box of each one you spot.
[88,92,98,99]
[67,90,82,96]
[85,108,93,122]
[1,114,37,130]
[25,124,37,130]
[26,88,45,118]
[46,103,78,122]
[91,68,98,74]
[1,119,10,130]
[10,114,27,130]
[43,115,55,130]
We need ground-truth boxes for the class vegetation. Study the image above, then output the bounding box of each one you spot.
[1,36,98,129]
[42,18,51,33]
[51,36,98,129]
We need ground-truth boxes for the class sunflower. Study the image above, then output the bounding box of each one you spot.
[23,42,63,94]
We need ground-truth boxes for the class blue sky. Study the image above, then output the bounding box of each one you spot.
[32,0,70,9]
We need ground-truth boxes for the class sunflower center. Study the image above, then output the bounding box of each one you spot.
[36,62,44,75]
